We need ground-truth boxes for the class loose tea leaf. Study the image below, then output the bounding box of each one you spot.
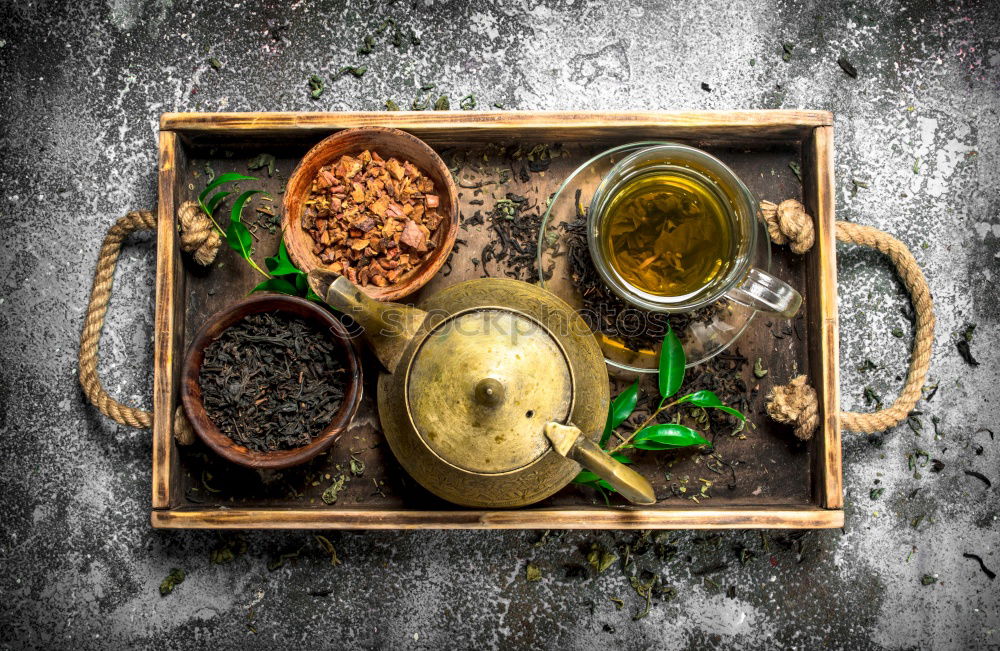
[322,474,348,505]
[837,57,858,78]
[782,42,794,62]
[308,74,325,99]
[587,545,618,573]
[208,57,223,71]
[788,161,802,182]
[753,357,768,378]
[248,153,277,177]
[525,563,542,582]
[700,82,712,92]
[459,94,477,110]
[159,568,185,596]
[956,339,979,366]
[962,553,996,580]
[199,313,347,452]
[349,455,366,476]
[315,535,342,566]
[433,95,449,110]
[921,574,937,585]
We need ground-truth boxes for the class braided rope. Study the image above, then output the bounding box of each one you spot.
[762,200,935,437]
[77,205,212,445]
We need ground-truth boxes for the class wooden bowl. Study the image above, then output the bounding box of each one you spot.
[282,126,460,302]
[181,294,363,470]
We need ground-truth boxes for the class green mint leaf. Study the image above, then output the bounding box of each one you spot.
[657,325,686,399]
[265,238,304,277]
[677,390,746,421]
[601,380,639,447]
[230,190,264,226]
[226,220,254,260]
[198,173,257,208]
[205,190,231,215]
[631,423,709,451]
[249,277,299,296]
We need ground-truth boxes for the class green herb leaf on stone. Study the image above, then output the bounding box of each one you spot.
[525,563,542,582]
[308,74,325,99]
[460,94,477,110]
[159,568,185,596]
[657,326,685,399]
[433,95,450,110]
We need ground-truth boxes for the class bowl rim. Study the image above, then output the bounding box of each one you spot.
[281,126,459,302]
[181,294,363,470]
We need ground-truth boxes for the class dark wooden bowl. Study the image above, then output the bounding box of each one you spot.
[181,294,363,470]
[282,126,460,302]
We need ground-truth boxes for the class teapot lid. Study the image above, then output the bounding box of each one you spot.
[405,307,574,474]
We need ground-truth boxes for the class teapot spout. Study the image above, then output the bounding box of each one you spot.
[308,270,428,374]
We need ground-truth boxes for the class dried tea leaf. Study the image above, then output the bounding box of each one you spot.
[349,455,365,476]
[525,563,542,582]
[248,153,277,177]
[308,74,325,99]
[956,339,979,366]
[837,57,858,78]
[433,95,450,110]
[753,357,768,378]
[788,161,802,182]
[322,474,348,505]
[700,81,712,92]
[782,42,794,62]
[459,94,477,110]
[159,568,185,596]
[587,544,618,573]
[208,57,223,71]
[385,99,400,111]
[315,535,342,566]
[921,574,937,585]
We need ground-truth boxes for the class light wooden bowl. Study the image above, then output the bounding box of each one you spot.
[181,294,363,470]
[282,127,459,302]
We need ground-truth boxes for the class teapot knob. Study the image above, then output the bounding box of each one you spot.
[474,378,505,408]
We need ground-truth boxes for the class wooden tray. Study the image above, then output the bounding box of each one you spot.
[151,111,840,530]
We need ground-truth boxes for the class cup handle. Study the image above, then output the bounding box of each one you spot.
[725,267,802,318]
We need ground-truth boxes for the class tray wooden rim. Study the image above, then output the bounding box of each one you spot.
[153,110,841,530]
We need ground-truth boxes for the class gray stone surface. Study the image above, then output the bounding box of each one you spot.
[1,0,998,648]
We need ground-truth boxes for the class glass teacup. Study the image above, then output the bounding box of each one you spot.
[587,143,802,318]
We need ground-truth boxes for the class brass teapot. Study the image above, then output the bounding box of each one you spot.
[309,271,655,508]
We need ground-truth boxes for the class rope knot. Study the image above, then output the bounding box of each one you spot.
[760,199,815,254]
[178,200,221,266]
[766,375,819,440]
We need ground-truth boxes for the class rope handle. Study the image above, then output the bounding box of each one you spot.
[761,200,936,438]
[78,205,218,443]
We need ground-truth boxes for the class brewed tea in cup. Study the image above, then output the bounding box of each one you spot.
[587,144,802,318]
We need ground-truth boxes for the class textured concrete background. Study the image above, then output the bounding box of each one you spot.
[1,0,998,648]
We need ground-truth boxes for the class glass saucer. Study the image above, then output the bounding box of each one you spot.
[536,142,770,374]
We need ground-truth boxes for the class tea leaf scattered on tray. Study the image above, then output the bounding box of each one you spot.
[525,563,542,582]
[657,327,685,399]
[349,455,366,476]
[676,390,746,421]
[322,474,348,505]
[837,57,858,78]
[601,381,639,446]
[753,357,768,378]
[385,99,400,111]
[632,423,709,451]
[159,568,185,596]
[788,161,802,182]
[433,95,450,110]
[248,153,276,177]
[460,94,477,110]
